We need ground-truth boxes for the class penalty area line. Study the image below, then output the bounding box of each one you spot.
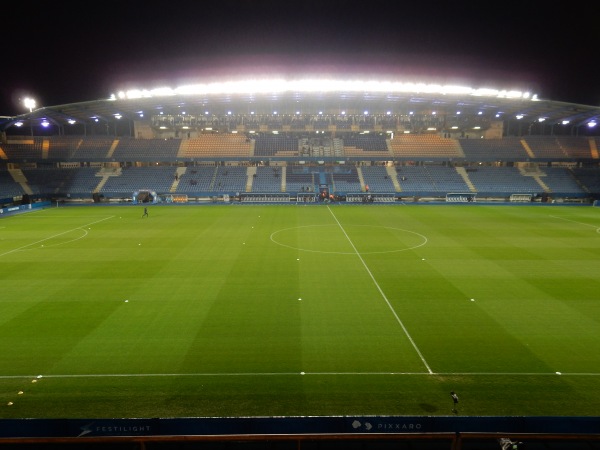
[0,216,114,257]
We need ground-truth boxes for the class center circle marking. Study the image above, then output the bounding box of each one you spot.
[270,224,427,254]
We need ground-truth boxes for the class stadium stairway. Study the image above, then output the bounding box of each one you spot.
[281,166,287,192]
[170,167,187,192]
[519,166,550,193]
[455,167,477,192]
[8,168,33,195]
[246,166,257,192]
[94,167,121,193]
[356,166,366,191]
[385,165,402,191]
[520,139,536,158]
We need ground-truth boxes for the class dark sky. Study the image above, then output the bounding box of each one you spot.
[1,1,597,116]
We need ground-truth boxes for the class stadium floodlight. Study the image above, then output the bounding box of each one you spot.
[23,97,36,112]
[114,79,533,101]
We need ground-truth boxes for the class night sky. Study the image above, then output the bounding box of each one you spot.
[1,0,597,116]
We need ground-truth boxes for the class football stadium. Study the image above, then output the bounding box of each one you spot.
[1,80,600,449]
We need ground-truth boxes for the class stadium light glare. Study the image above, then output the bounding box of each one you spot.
[23,97,36,112]
[116,79,533,101]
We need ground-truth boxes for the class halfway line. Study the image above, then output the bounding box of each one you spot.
[326,206,433,374]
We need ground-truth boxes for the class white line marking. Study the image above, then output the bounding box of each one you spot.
[40,228,89,248]
[550,215,599,230]
[270,224,427,254]
[1,371,598,380]
[326,206,433,374]
[0,216,114,258]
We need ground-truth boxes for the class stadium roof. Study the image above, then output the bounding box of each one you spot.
[2,81,599,134]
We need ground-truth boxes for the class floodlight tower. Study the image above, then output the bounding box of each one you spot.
[23,97,36,136]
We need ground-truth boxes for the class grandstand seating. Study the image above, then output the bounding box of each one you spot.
[459,137,529,160]
[390,135,464,159]
[211,166,248,192]
[112,137,181,161]
[285,169,315,193]
[360,166,397,192]
[571,167,600,193]
[342,135,391,158]
[46,137,79,160]
[521,136,594,160]
[252,166,283,193]
[179,135,252,158]
[0,170,25,198]
[1,134,599,201]
[331,167,362,193]
[425,166,471,193]
[100,166,176,196]
[176,166,217,192]
[72,137,116,160]
[395,166,438,193]
[23,168,75,195]
[0,137,44,160]
[66,167,104,195]
[254,135,298,157]
[465,166,542,195]
[536,167,585,195]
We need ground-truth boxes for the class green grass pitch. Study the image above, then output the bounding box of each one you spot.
[1,203,599,418]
